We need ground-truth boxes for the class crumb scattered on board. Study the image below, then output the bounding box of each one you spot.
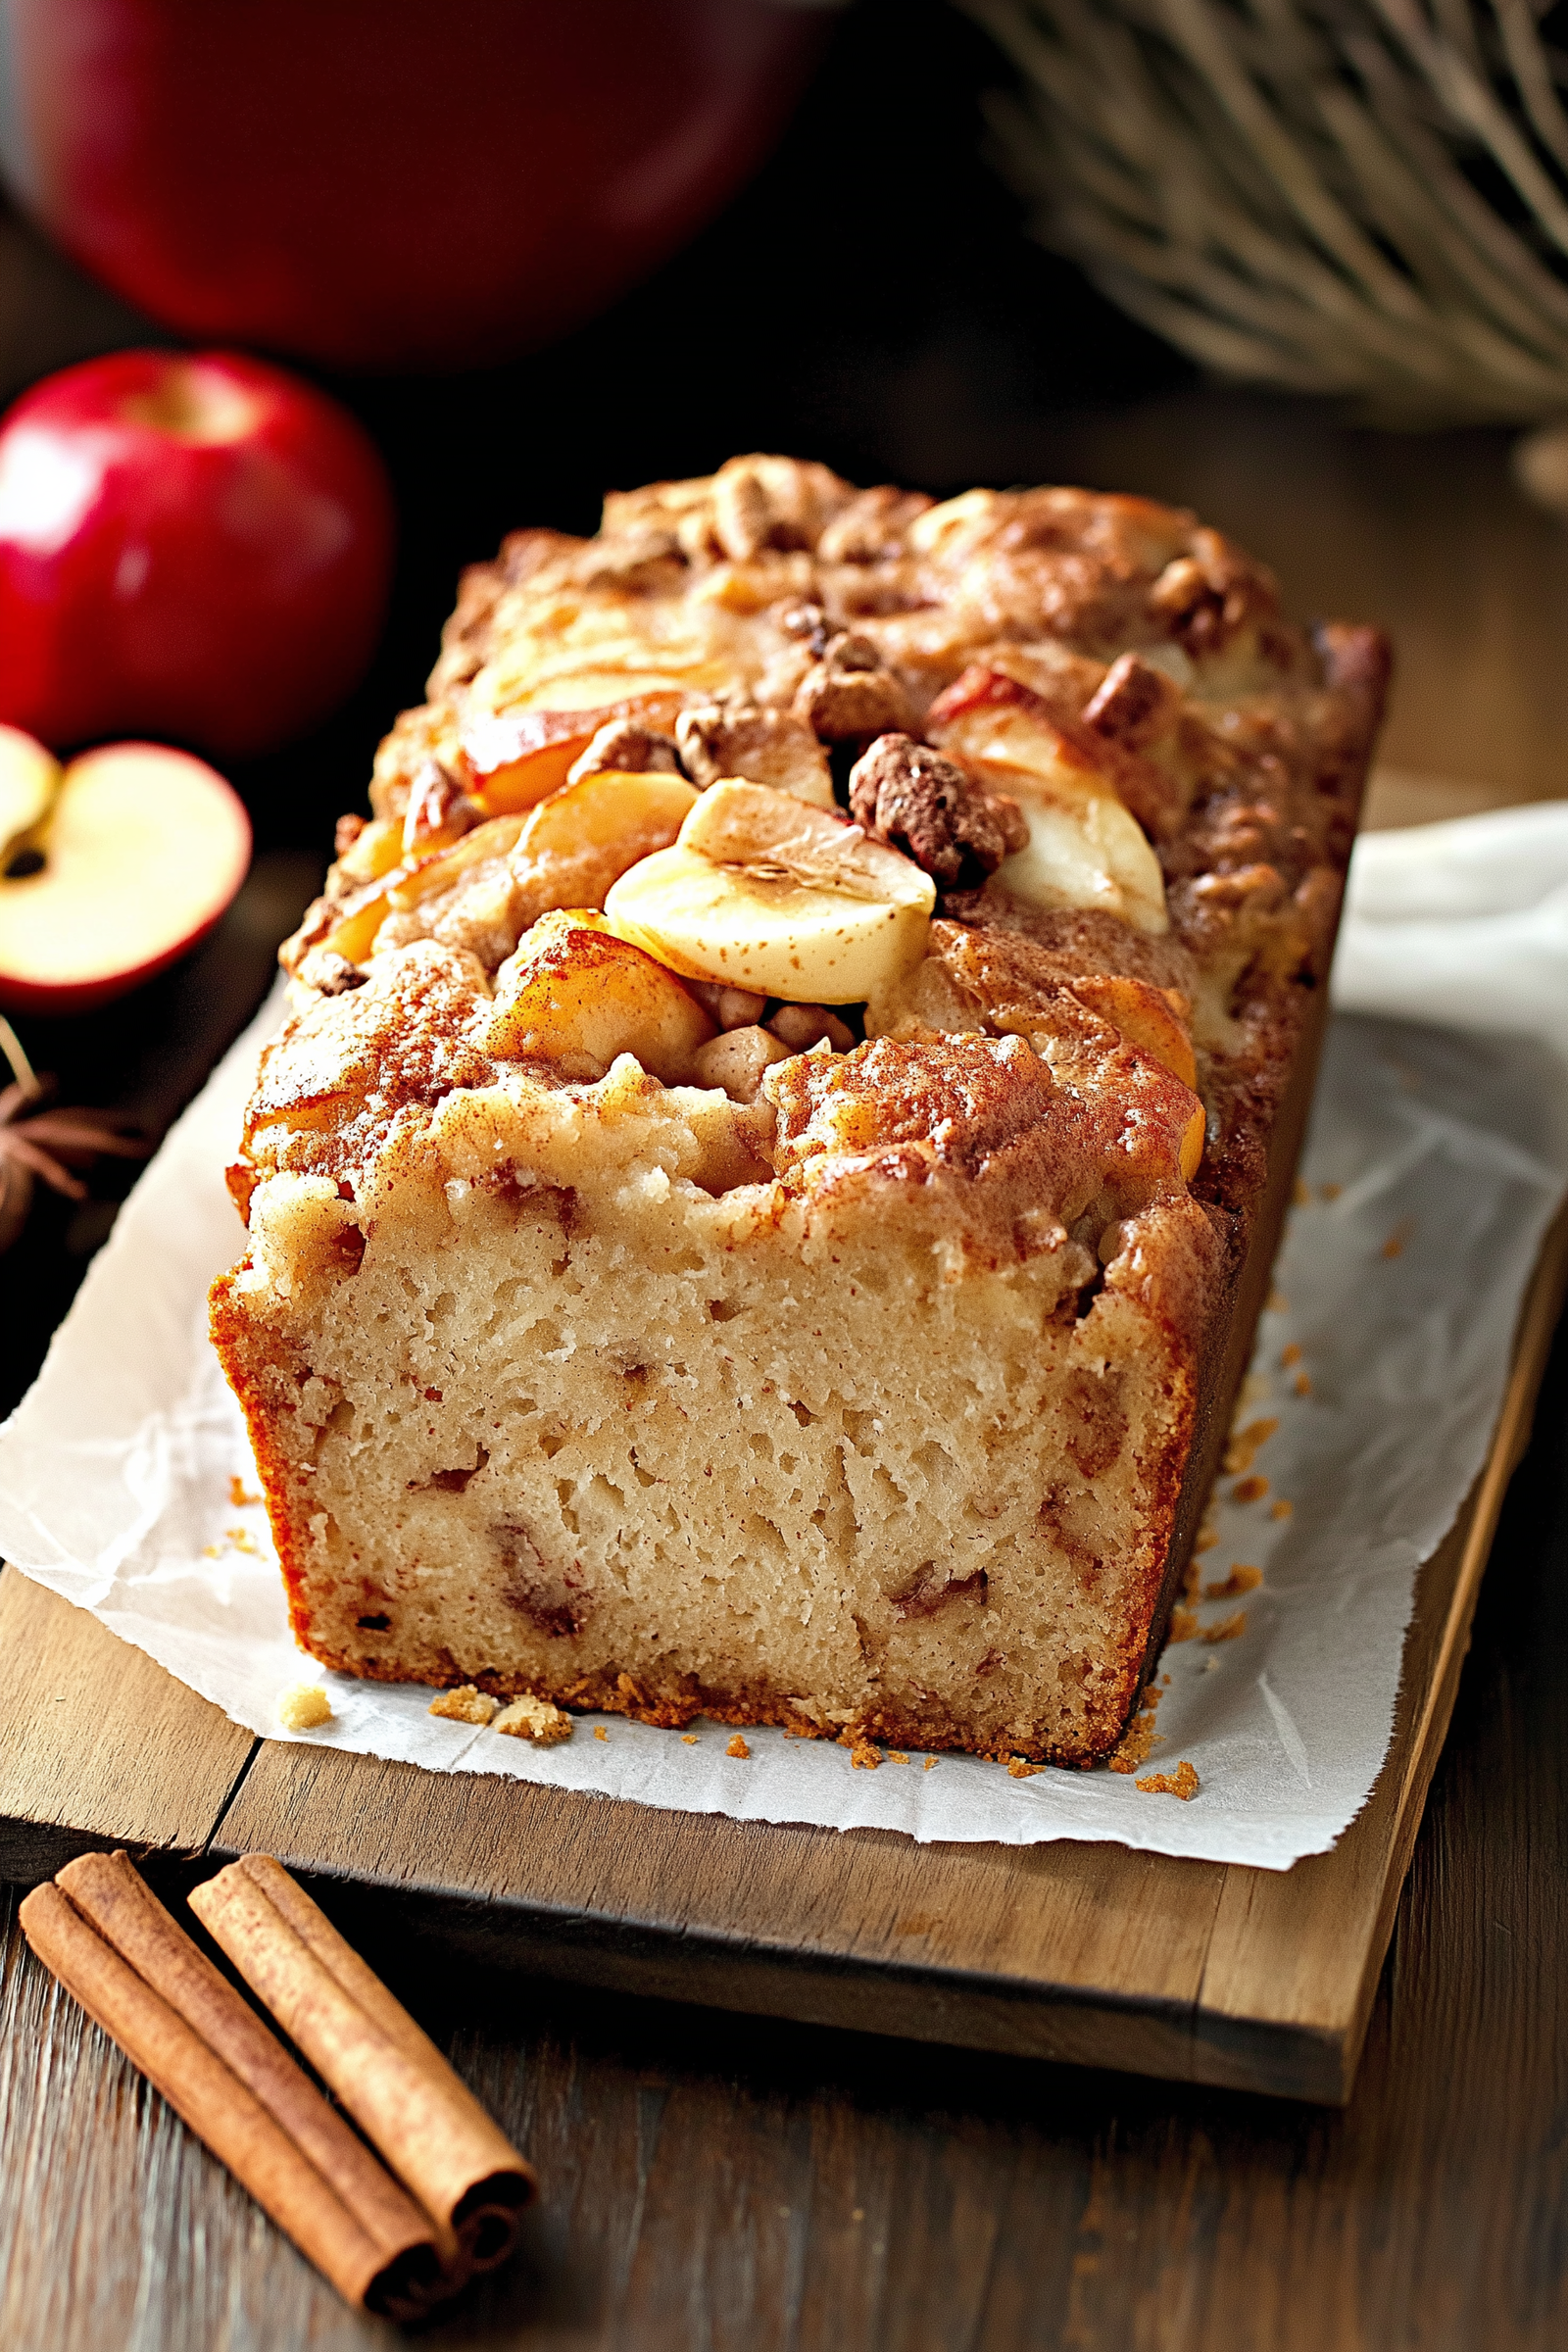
[1203,1609,1249,1644]
[1137,1760,1200,1800]
[726,1734,750,1759]
[1006,1757,1043,1779]
[276,1685,331,1732]
[1271,1498,1293,1521]
[681,1733,699,1745]
[1382,1218,1415,1259]
[1232,1474,1269,1504]
[923,1756,937,1771]
[849,1740,881,1770]
[1225,1418,1278,1476]
[228,1475,262,1508]
[593,1725,610,1742]
[1167,1605,1199,1644]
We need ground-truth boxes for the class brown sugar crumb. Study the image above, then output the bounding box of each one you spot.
[1382,1218,1415,1260]
[1137,1759,1200,1799]
[1294,1371,1313,1397]
[1203,1609,1249,1643]
[1108,1686,1161,1772]
[1280,1343,1302,1368]
[726,1734,751,1759]
[493,1693,572,1744]
[1166,1605,1199,1644]
[849,1740,882,1769]
[1006,1757,1043,1779]
[428,1684,498,1727]
[1224,1417,1279,1475]
[1271,1498,1294,1521]
[276,1684,332,1732]
[1232,1475,1270,1505]
[681,1734,699,1745]
[1204,1564,1262,1600]
[228,1474,263,1508]
[593,1726,610,1741]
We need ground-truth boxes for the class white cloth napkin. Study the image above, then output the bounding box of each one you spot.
[1333,801,1568,1065]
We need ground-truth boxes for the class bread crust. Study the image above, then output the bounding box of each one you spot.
[213,459,1388,1764]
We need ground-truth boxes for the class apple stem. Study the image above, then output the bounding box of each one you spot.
[0,1016,42,1103]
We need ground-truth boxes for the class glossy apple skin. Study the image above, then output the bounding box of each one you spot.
[0,350,395,758]
[0,0,833,369]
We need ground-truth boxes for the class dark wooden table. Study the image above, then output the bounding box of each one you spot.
[3,5,1567,2342]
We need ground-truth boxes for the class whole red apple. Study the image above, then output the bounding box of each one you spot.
[0,350,394,758]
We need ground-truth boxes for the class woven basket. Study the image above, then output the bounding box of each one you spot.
[961,0,1568,423]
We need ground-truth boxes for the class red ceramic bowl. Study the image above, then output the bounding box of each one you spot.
[0,0,833,369]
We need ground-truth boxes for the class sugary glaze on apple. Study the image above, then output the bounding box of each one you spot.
[212,457,1387,1765]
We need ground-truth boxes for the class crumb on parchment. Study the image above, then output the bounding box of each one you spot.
[428,1684,497,1726]
[1006,1757,1043,1779]
[1203,1565,1262,1601]
[923,1756,937,1771]
[849,1740,882,1769]
[1137,1760,1200,1800]
[276,1685,331,1732]
[682,1734,699,1745]
[726,1735,750,1758]
[593,1725,610,1741]
[494,1694,572,1744]
[1225,1418,1278,1476]
[1232,1475,1269,1504]
[1167,1605,1199,1644]
[1203,1609,1249,1644]
[229,1475,263,1508]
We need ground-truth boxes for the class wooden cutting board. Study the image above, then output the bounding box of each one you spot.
[2,1204,1563,2107]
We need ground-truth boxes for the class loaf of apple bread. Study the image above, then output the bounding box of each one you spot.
[211,457,1387,1765]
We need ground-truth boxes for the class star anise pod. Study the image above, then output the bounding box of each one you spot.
[0,1017,151,1254]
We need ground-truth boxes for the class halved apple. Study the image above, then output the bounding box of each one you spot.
[0,741,252,1013]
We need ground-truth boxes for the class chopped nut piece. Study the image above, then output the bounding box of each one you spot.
[766,1003,856,1054]
[691,1025,793,1104]
[276,1685,331,1732]
[726,1734,751,1758]
[1137,1760,1200,1799]
[848,732,1027,889]
[687,980,769,1030]
[793,635,910,741]
[1082,652,1181,749]
[565,717,682,783]
[493,1693,572,1744]
[428,1684,499,1726]
[674,704,834,806]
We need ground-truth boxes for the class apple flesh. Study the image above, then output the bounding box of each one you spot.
[0,350,393,759]
[0,740,252,1014]
[0,721,60,860]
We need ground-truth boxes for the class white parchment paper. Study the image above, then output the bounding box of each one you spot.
[4,804,1568,1870]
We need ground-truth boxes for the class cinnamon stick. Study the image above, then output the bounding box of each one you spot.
[18,1877,443,2319]
[189,1855,534,2274]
